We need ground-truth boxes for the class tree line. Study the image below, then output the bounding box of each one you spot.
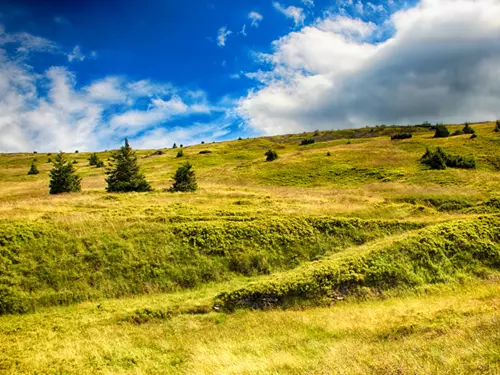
[31,139,197,195]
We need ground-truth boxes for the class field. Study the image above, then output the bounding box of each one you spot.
[1,122,499,374]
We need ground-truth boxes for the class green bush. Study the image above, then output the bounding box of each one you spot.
[265,150,278,162]
[495,120,500,132]
[391,133,412,140]
[176,149,184,158]
[169,162,198,192]
[106,139,152,192]
[470,133,478,139]
[300,138,315,145]
[88,152,102,166]
[49,153,81,194]
[462,122,475,134]
[199,150,212,154]
[434,124,450,138]
[421,147,476,170]
[452,130,464,136]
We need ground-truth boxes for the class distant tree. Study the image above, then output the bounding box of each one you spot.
[176,149,184,158]
[495,120,500,132]
[49,153,81,194]
[173,143,178,149]
[105,138,152,192]
[47,158,51,163]
[179,144,184,148]
[75,150,79,153]
[201,141,205,144]
[27,161,39,175]
[88,153,102,166]
[434,124,450,138]
[168,162,198,192]
[300,138,315,145]
[265,150,278,162]
[238,137,243,140]
[327,151,332,157]
[95,160,104,168]
[47,153,52,156]
[462,122,475,134]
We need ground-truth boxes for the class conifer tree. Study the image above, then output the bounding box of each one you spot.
[168,162,198,192]
[27,161,39,175]
[49,153,81,194]
[176,149,184,158]
[495,120,500,132]
[462,122,475,134]
[105,138,152,192]
[434,124,450,138]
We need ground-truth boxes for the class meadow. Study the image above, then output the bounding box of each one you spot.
[0,122,499,374]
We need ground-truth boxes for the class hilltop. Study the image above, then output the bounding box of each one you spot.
[0,121,499,374]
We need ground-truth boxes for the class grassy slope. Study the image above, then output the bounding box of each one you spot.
[1,122,500,373]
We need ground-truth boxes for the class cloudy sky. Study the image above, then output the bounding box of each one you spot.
[1,0,500,152]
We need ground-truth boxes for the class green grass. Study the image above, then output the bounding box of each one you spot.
[0,121,500,373]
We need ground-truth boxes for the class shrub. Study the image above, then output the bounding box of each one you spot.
[300,138,315,145]
[470,133,478,139]
[27,161,39,175]
[47,153,52,156]
[176,149,184,158]
[434,124,450,138]
[47,158,51,163]
[462,122,475,134]
[180,144,184,148]
[421,147,476,170]
[173,143,177,149]
[152,150,164,156]
[265,150,278,162]
[452,130,464,136]
[95,160,104,168]
[238,137,243,140]
[169,162,198,192]
[88,152,103,166]
[391,133,412,140]
[199,150,212,154]
[75,150,79,153]
[327,152,332,156]
[72,160,78,164]
[495,120,500,132]
[201,141,205,144]
[105,139,152,192]
[49,153,82,194]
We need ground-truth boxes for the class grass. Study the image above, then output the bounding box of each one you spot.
[0,121,500,373]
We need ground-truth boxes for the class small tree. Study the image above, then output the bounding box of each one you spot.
[88,152,100,166]
[173,143,178,149]
[180,144,184,148]
[176,149,184,158]
[27,161,39,175]
[434,124,450,138]
[169,162,198,192]
[462,122,475,134]
[265,150,278,162]
[105,139,152,192]
[49,153,81,194]
[495,120,500,132]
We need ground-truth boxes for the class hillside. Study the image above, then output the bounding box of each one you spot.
[1,122,500,374]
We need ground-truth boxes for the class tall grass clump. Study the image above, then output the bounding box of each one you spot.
[217,217,500,311]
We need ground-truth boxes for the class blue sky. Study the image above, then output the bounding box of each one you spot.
[1,0,500,152]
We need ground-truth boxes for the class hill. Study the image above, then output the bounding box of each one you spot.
[0,121,499,374]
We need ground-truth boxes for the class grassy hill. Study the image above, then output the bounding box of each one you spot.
[1,121,499,374]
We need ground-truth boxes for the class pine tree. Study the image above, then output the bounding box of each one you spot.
[88,153,99,166]
[434,124,450,138]
[462,122,475,134]
[49,153,81,194]
[495,120,500,132]
[173,143,178,149]
[168,162,198,192]
[176,149,184,158]
[105,139,152,192]
[27,161,39,175]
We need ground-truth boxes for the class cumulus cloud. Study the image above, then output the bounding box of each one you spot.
[217,26,232,47]
[238,0,500,135]
[273,2,305,27]
[67,45,85,62]
[0,27,229,152]
[249,11,263,27]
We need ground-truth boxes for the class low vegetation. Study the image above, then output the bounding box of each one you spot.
[0,121,499,374]
[390,132,412,140]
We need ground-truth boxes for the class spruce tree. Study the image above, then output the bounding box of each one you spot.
[88,152,99,166]
[49,153,81,194]
[105,138,152,192]
[27,161,39,175]
[434,124,450,138]
[169,162,198,192]
[462,122,475,134]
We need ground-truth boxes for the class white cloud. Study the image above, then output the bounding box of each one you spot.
[240,24,248,36]
[67,45,85,62]
[301,0,315,7]
[273,2,305,27]
[217,26,232,47]
[0,27,228,152]
[238,0,500,135]
[249,11,263,27]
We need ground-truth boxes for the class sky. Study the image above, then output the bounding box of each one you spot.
[1,0,500,152]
